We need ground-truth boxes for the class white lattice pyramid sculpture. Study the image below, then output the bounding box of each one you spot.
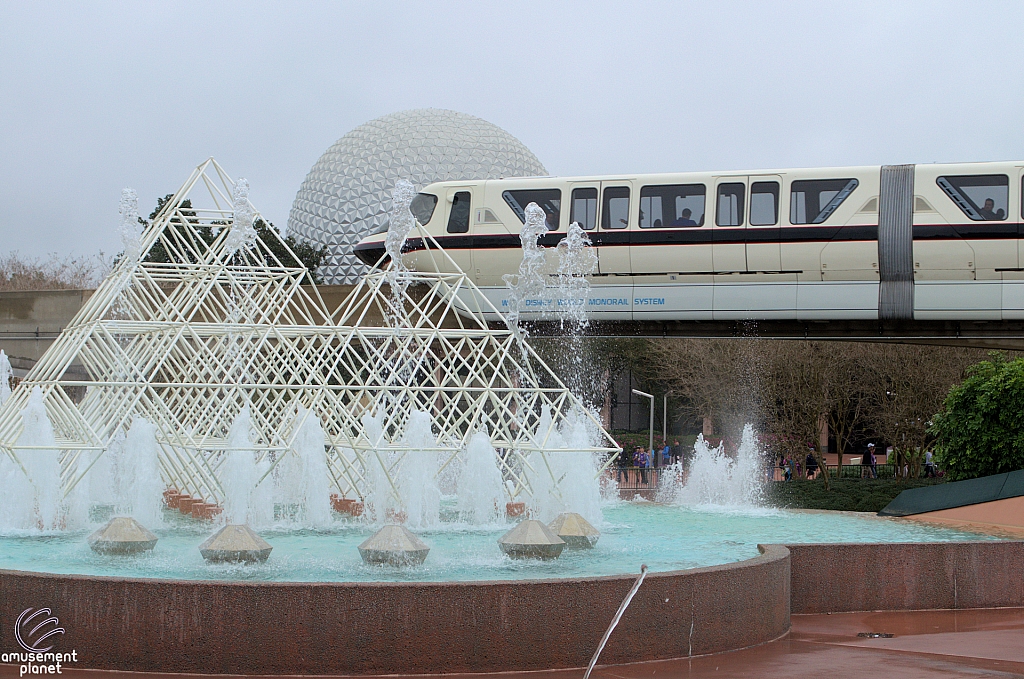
[0,158,619,516]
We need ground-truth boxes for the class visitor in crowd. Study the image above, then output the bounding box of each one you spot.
[617,447,630,484]
[670,208,697,226]
[864,444,878,478]
[662,442,672,466]
[783,456,792,481]
[639,448,651,485]
[672,440,682,465]
[862,444,874,478]
[924,450,937,478]
[805,448,819,480]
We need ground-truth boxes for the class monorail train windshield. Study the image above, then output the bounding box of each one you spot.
[790,178,858,224]
[502,189,561,228]
[410,193,438,225]
[936,175,1008,221]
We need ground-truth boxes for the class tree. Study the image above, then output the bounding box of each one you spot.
[930,354,1024,480]
[861,344,980,479]
[138,194,328,284]
[646,338,765,444]
[759,341,834,488]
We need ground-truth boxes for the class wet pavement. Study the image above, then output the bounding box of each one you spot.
[4,607,1024,679]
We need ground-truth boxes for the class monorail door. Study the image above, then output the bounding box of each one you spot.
[441,187,474,274]
[1019,167,1024,280]
[745,175,783,272]
[712,178,747,272]
[588,181,632,275]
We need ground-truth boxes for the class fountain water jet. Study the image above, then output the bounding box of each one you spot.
[397,410,441,529]
[658,424,765,508]
[7,387,64,530]
[119,417,165,527]
[220,406,269,527]
[292,406,332,528]
[457,430,505,524]
[0,350,12,406]
[502,202,549,345]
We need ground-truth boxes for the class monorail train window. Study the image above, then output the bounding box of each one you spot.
[749,181,780,226]
[716,183,745,227]
[936,175,1008,221]
[502,189,562,229]
[570,188,598,230]
[446,191,471,233]
[601,187,630,229]
[790,178,858,224]
[639,184,705,228]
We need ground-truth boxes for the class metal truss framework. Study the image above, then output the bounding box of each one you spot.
[0,159,619,507]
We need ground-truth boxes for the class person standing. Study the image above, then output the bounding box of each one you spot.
[617,448,630,484]
[924,450,937,478]
[861,445,873,478]
[805,448,819,480]
[662,442,672,467]
[672,440,682,465]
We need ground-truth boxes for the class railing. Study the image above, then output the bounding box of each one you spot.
[614,463,915,488]
[610,466,665,491]
[774,463,898,480]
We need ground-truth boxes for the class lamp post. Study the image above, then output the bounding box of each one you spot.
[632,388,654,469]
[663,390,673,449]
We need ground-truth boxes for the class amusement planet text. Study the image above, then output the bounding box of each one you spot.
[2,651,78,676]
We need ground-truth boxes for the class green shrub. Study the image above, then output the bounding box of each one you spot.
[930,355,1024,481]
[767,478,944,512]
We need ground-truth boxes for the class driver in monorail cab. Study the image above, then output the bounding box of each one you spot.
[545,209,559,230]
[979,198,1005,221]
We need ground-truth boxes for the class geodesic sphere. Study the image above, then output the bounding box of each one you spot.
[287,109,547,284]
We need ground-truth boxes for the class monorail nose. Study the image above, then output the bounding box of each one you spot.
[354,236,388,267]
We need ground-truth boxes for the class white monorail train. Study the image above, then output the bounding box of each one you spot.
[355,161,1024,321]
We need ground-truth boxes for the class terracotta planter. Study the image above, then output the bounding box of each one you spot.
[331,497,365,517]
[506,502,527,518]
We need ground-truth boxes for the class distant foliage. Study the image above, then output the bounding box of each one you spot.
[0,252,109,291]
[930,355,1024,480]
[140,194,328,284]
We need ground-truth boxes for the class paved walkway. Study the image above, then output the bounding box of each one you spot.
[4,608,1024,678]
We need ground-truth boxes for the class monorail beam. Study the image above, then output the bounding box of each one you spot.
[517,320,1024,351]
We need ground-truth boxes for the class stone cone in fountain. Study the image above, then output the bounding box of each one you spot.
[548,512,600,549]
[358,525,430,566]
[87,517,158,554]
[498,519,565,560]
[199,524,272,563]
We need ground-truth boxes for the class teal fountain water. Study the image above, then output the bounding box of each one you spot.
[0,392,995,582]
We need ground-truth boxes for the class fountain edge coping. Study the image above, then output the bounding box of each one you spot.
[0,544,791,674]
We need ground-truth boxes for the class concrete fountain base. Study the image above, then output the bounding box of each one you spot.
[1,541,1023,675]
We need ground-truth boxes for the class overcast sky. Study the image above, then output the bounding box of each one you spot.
[2,0,1023,258]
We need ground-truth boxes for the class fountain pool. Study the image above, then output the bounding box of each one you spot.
[0,501,994,583]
